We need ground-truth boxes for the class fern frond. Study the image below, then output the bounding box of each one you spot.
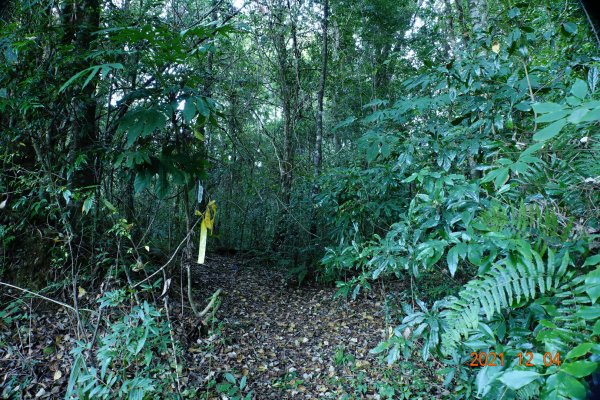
[440,249,570,355]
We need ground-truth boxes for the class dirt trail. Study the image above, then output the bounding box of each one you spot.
[0,256,443,399]
[181,256,405,399]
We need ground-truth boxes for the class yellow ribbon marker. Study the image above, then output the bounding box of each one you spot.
[197,200,217,264]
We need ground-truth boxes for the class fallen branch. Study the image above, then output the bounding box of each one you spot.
[199,288,223,318]
[133,218,201,288]
[0,281,81,314]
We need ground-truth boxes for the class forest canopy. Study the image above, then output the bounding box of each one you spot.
[1,0,599,398]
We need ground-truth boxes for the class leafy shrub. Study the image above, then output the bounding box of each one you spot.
[67,294,178,400]
[320,3,600,397]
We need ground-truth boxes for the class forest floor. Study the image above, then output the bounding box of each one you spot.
[0,255,446,399]
[181,255,445,399]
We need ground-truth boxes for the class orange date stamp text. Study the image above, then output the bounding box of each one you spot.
[468,351,561,367]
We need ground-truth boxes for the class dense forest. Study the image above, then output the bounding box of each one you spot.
[1,0,599,398]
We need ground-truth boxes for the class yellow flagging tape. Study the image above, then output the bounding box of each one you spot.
[197,221,208,264]
[197,200,217,264]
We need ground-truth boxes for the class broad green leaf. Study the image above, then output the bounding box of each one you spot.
[594,320,600,335]
[134,171,153,193]
[581,107,600,122]
[560,374,587,399]
[62,190,72,204]
[583,255,600,267]
[576,305,600,319]
[566,343,594,360]
[561,361,597,378]
[535,110,570,123]
[494,168,510,189]
[533,119,566,141]
[497,371,540,390]
[333,116,356,131]
[585,267,600,303]
[567,108,590,124]
[58,69,90,93]
[59,63,123,93]
[562,22,578,35]
[532,102,563,113]
[447,246,459,277]
[82,197,94,214]
[81,66,101,90]
[182,99,196,123]
[571,79,588,99]
[120,108,167,146]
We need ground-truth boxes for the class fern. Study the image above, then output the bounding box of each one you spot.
[440,248,570,355]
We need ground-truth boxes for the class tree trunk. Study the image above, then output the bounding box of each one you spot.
[313,0,329,182]
[454,0,470,43]
[467,0,487,35]
[443,0,457,55]
[271,0,299,250]
[62,0,101,256]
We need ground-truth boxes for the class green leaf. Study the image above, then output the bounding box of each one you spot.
[82,197,94,214]
[134,171,153,193]
[562,22,578,35]
[533,119,566,141]
[494,168,510,189]
[567,108,590,124]
[120,108,167,146]
[594,320,600,335]
[58,69,89,93]
[566,343,594,360]
[224,373,236,384]
[515,101,531,111]
[585,267,600,303]
[561,361,597,378]
[535,110,570,123]
[589,67,599,92]
[370,341,390,354]
[333,116,356,131]
[366,143,379,163]
[447,246,459,277]
[560,374,587,399]
[58,63,123,93]
[62,189,72,204]
[584,254,600,267]
[571,79,588,99]
[576,305,600,319]
[182,99,196,123]
[81,66,101,90]
[497,371,541,390]
[581,107,600,122]
[532,102,563,113]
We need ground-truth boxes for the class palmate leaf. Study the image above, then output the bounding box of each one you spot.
[118,107,167,146]
[58,63,123,93]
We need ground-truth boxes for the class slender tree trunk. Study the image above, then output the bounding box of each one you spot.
[62,0,101,258]
[443,0,457,55]
[454,0,469,43]
[313,0,329,183]
[271,1,298,250]
[467,0,487,35]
